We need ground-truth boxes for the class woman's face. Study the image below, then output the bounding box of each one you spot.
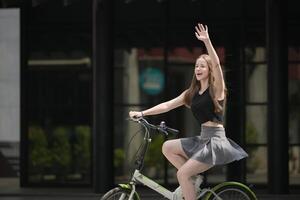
[194,57,210,81]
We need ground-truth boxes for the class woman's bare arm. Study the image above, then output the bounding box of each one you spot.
[195,23,225,100]
[129,90,187,118]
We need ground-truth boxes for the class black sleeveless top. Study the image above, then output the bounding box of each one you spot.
[191,87,224,125]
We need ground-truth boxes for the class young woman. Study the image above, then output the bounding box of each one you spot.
[129,23,248,200]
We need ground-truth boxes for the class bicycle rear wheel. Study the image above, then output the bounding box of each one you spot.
[205,183,256,200]
[101,187,138,200]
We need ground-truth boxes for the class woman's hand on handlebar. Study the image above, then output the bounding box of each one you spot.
[129,111,143,119]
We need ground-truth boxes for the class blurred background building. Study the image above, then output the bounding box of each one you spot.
[0,0,299,195]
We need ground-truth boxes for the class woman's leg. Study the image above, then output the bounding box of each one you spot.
[177,159,212,200]
[162,139,188,169]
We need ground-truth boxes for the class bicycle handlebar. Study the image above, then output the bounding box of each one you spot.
[130,117,179,136]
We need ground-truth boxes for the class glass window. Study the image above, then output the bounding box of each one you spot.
[246,106,267,144]
[289,104,300,145]
[246,64,267,103]
[246,146,267,183]
[289,66,300,145]
[244,47,268,184]
[289,146,300,185]
[23,0,93,186]
[28,124,91,184]
[245,47,266,63]
[27,69,92,184]
[114,48,167,184]
[114,48,166,105]
[288,47,300,61]
[289,65,300,104]
[289,48,300,186]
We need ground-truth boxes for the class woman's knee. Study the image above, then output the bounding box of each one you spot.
[162,139,188,164]
[162,140,173,156]
[177,167,190,181]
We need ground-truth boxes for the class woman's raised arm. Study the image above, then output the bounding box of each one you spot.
[195,23,225,100]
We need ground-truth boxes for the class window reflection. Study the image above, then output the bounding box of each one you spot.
[27,67,92,184]
[289,48,300,185]
[246,146,267,183]
[246,64,267,103]
[289,146,300,184]
[245,47,266,62]
[246,106,267,144]
[28,125,91,183]
[288,47,300,61]
[114,47,166,183]
[244,47,268,184]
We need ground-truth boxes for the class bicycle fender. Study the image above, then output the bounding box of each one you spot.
[118,184,140,200]
[202,181,257,200]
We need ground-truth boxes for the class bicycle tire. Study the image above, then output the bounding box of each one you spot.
[101,187,139,200]
[204,182,257,200]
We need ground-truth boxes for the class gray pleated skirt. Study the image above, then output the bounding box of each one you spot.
[180,126,248,165]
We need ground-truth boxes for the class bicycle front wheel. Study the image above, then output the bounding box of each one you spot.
[205,183,257,200]
[101,187,138,200]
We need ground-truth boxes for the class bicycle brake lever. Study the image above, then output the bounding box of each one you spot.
[160,121,179,135]
[160,121,166,128]
[158,121,168,135]
[157,127,168,136]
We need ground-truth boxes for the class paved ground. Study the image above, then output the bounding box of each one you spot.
[0,187,300,200]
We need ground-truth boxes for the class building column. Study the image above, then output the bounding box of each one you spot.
[92,0,114,193]
[225,31,246,182]
[266,0,289,194]
[20,0,30,187]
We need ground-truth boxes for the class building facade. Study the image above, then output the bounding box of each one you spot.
[0,0,299,194]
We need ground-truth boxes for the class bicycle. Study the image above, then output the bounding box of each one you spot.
[101,117,257,200]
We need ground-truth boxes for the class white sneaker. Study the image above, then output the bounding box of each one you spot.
[173,175,203,200]
[173,186,182,200]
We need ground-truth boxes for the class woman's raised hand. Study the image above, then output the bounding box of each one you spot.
[195,23,209,42]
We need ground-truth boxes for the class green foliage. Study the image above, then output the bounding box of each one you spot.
[28,126,52,174]
[28,125,91,181]
[51,127,71,174]
[144,134,164,169]
[73,126,91,173]
[114,148,125,175]
[114,148,125,168]
[245,122,258,144]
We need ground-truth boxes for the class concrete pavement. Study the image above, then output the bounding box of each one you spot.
[1,187,300,200]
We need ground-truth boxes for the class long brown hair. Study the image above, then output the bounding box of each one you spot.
[183,54,227,114]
